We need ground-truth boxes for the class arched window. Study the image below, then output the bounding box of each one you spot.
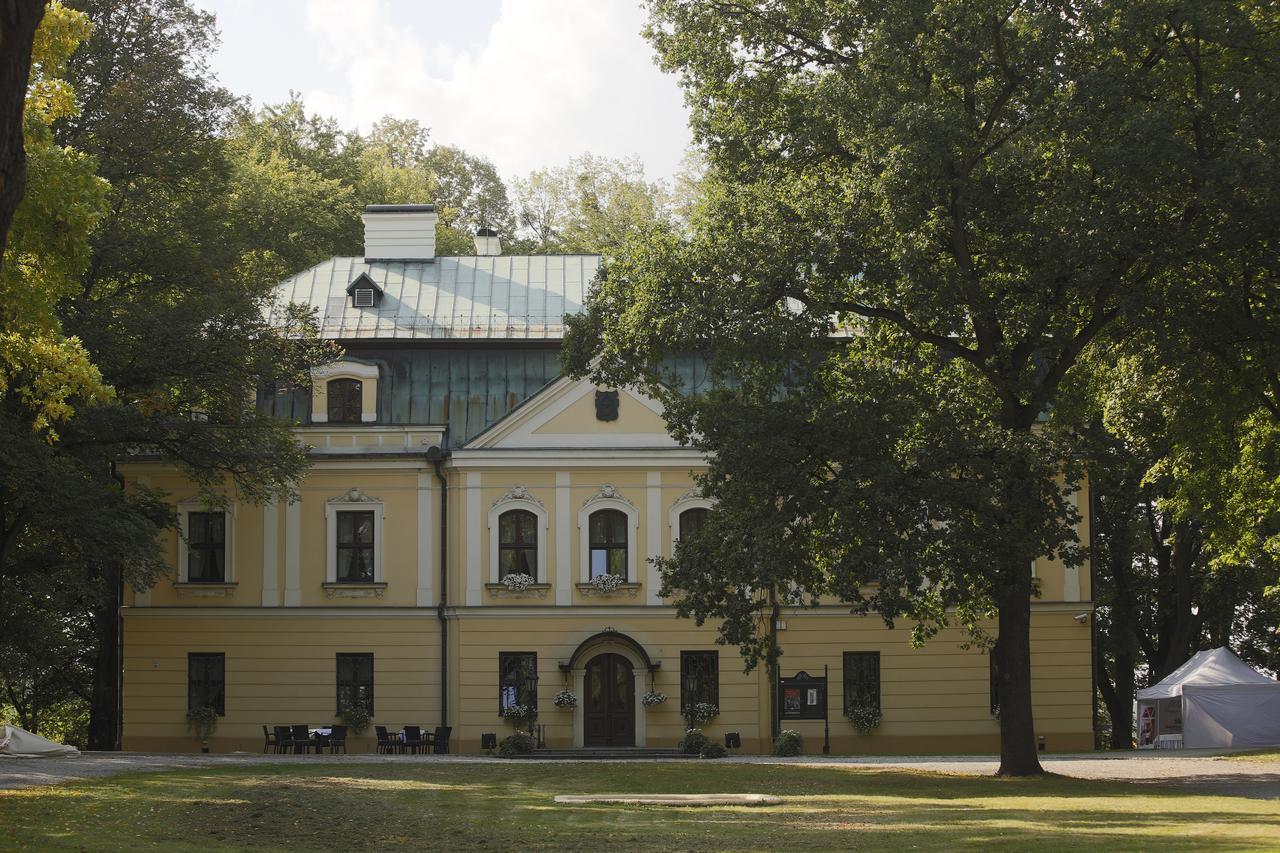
[327,378,363,423]
[498,509,538,580]
[589,509,628,579]
[678,507,709,541]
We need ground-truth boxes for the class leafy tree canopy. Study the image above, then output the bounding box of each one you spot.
[567,0,1280,775]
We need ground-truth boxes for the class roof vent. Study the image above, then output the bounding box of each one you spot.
[473,227,501,256]
[346,272,383,308]
[362,204,437,262]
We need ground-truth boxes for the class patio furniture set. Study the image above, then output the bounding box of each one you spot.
[260,724,451,754]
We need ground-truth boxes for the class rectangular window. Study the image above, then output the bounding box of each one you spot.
[187,653,225,715]
[680,650,719,711]
[187,512,226,582]
[843,651,881,714]
[498,652,537,715]
[336,511,375,582]
[336,653,374,715]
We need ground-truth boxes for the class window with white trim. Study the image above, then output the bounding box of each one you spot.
[178,501,234,584]
[498,510,538,580]
[588,510,628,579]
[487,489,549,586]
[325,491,385,584]
[310,360,379,424]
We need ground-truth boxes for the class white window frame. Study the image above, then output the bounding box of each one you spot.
[488,487,549,583]
[578,487,640,583]
[325,490,385,584]
[669,492,715,554]
[311,360,380,424]
[177,498,236,583]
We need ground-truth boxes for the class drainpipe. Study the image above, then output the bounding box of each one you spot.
[110,462,125,750]
[426,446,449,728]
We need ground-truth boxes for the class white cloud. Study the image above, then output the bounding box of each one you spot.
[301,0,691,183]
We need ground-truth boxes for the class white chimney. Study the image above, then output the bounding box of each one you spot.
[362,204,437,262]
[473,227,502,256]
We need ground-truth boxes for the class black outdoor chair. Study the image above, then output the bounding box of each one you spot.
[290,724,313,754]
[402,725,425,755]
[327,725,348,754]
[375,725,398,755]
[262,725,277,754]
[430,726,452,755]
[273,725,294,754]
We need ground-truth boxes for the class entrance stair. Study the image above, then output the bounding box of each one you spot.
[509,747,695,760]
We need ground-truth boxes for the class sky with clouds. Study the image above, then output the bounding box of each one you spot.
[194,0,694,184]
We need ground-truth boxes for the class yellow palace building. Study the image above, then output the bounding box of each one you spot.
[119,205,1095,754]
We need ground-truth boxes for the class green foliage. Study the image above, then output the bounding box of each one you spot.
[338,704,372,736]
[496,731,536,758]
[509,154,674,253]
[1,2,111,438]
[773,730,803,757]
[699,742,727,759]
[678,728,709,755]
[568,0,1280,775]
[185,705,218,741]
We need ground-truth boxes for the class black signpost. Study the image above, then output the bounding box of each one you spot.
[778,667,831,754]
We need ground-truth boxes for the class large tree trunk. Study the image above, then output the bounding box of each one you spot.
[1094,639,1136,749]
[0,0,47,269]
[87,564,122,750]
[994,583,1044,776]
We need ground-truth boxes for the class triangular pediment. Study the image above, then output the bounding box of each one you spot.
[464,375,681,449]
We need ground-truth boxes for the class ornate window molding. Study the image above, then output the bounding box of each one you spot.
[310,360,380,424]
[487,485,549,584]
[176,498,236,584]
[668,488,714,553]
[577,485,639,584]
[324,488,385,584]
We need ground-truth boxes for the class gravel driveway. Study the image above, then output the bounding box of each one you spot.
[2,749,1278,799]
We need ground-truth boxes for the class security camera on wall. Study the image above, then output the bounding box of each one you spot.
[1073,613,1090,624]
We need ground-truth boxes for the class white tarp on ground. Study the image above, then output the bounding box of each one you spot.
[0,725,80,758]
[1137,648,1280,748]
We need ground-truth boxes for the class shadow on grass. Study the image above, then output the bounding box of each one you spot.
[1,762,1277,852]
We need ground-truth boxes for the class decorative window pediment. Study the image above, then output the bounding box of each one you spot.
[669,488,715,552]
[325,489,385,584]
[577,485,639,584]
[488,485,549,585]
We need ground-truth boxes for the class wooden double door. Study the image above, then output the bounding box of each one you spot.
[584,653,635,747]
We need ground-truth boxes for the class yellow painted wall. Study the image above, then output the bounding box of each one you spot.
[118,444,1093,755]
[122,614,441,754]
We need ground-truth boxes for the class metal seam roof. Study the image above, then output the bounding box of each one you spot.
[267,254,602,340]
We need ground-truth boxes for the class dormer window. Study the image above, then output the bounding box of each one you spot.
[310,359,380,424]
[345,272,383,308]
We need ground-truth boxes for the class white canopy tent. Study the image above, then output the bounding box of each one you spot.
[1136,647,1280,749]
[0,725,80,758]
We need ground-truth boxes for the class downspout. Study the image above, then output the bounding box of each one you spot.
[426,446,449,728]
[110,462,125,750]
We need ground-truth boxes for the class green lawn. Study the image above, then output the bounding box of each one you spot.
[1,762,1276,852]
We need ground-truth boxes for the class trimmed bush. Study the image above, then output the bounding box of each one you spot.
[497,732,536,758]
[699,742,727,759]
[773,729,803,756]
[679,728,710,755]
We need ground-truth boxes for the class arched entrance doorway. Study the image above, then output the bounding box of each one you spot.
[584,653,635,747]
